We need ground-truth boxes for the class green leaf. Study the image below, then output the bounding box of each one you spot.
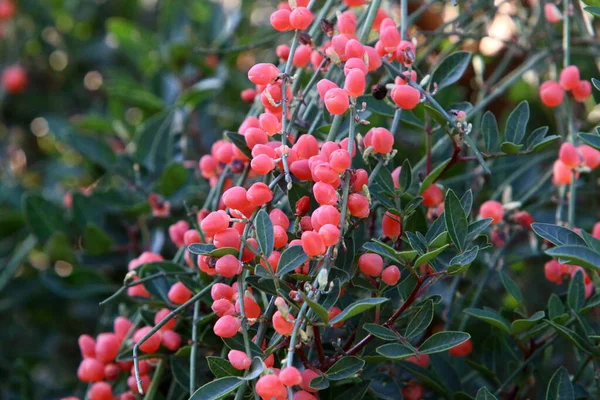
[444,189,468,251]
[430,51,472,91]
[545,320,592,352]
[399,159,412,191]
[429,231,449,248]
[568,270,585,311]
[505,101,529,144]
[546,366,574,400]
[500,272,524,305]
[134,110,177,173]
[420,331,471,354]
[464,308,511,334]
[405,299,434,339]
[362,240,411,264]
[420,159,451,193]
[66,131,117,168]
[225,131,253,159]
[546,245,600,271]
[476,387,498,400]
[309,376,330,391]
[376,343,415,359]
[326,356,365,380]
[189,376,242,400]
[303,294,330,324]
[156,163,190,196]
[240,357,265,381]
[188,243,217,255]
[448,246,479,274]
[548,294,565,320]
[223,335,264,358]
[254,210,274,257]
[414,244,450,267]
[532,135,560,152]
[593,78,600,90]
[584,6,600,17]
[277,245,309,277]
[363,323,398,341]
[511,311,545,334]
[581,230,600,253]
[500,142,524,154]
[582,293,600,314]
[531,223,587,247]
[463,134,490,174]
[578,132,600,150]
[206,356,243,378]
[481,111,500,152]
[329,298,388,326]
[82,223,114,255]
[526,126,549,149]
[333,380,371,400]
[466,219,493,242]
[23,194,66,242]
[425,103,447,126]
[461,190,474,215]
[357,95,396,117]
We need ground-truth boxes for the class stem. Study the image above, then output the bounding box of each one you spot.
[286,303,310,367]
[400,0,408,41]
[143,359,165,400]
[563,0,571,68]
[358,0,383,42]
[326,114,344,142]
[368,159,385,186]
[190,300,200,395]
[133,281,216,394]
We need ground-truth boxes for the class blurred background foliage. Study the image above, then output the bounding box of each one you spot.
[0,0,599,399]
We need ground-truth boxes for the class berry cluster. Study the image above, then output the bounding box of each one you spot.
[539,65,592,108]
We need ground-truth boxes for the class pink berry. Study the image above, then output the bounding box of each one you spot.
[228,349,252,370]
[572,80,592,102]
[154,308,176,331]
[133,327,163,353]
[358,253,384,277]
[479,200,504,224]
[215,254,243,278]
[88,382,112,400]
[559,142,581,168]
[77,358,105,382]
[324,88,350,115]
[279,366,303,386]
[95,333,120,364]
[248,63,280,85]
[213,315,241,338]
[289,7,313,31]
[381,265,401,285]
[391,85,421,109]
[539,81,565,108]
[161,330,182,351]
[168,282,193,305]
[560,66,580,90]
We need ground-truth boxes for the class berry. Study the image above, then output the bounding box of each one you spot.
[343,0,366,6]
[273,310,295,335]
[380,25,401,53]
[168,282,193,305]
[215,254,243,278]
[95,333,120,364]
[77,358,105,382]
[316,79,339,100]
[559,142,581,168]
[259,113,281,135]
[241,88,256,103]
[344,57,368,76]
[104,363,119,380]
[251,154,275,175]
[544,259,565,284]
[293,44,312,68]
[382,212,402,238]
[289,7,313,30]
[212,298,236,317]
[201,211,230,238]
[395,41,416,65]
[301,230,327,256]
[328,306,344,328]
[344,69,366,98]
[402,382,424,400]
[273,225,288,248]
[0,0,15,21]
[313,181,338,205]
[553,159,574,185]
[370,127,394,154]
[133,327,163,353]
[214,228,242,249]
[270,208,291,230]
[300,369,320,393]
[319,224,340,246]
[449,338,473,357]
[78,334,96,358]
[358,253,383,276]
[559,66,580,90]
[337,11,357,35]
[88,382,112,400]
[228,349,252,370]
[348,193,370,218]
[479,200,504,224]
[544,3,562,23]
[248,63,280,85]
[223,186,249,210]
[161,330,182,351]
[276,44,290,61]
[1,65,27,94]
[391,84,420,109]
[114,316,133,341]
[381,265,401,285]
[211,283,234,301]
[572,80,592,102]
[247,182,273,207]
[256,375,286,400]
[127,375,151,393]
[278,366,302,387]
[235,295,261,319]
[213,315,241,338]
[422,184,443,207]
[324,88,350,115]
[154,308,176,331]
[539,81,565,108]
[578,145,600,169]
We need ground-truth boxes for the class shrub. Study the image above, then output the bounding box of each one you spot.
[2,0,600,399]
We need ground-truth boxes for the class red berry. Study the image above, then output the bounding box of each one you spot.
[382,212,402,238]
[572,80,592,102]
[406,354,430,367]
[104,363,119,381]
[0,0,16,21]
[422,184,443,207]
[479,200,504,225]
[276,44,290,61]
[319,224,340,246]
[161,330,182,351]
[133,326,163,353]
[560,66,580,90]
[95,333,120,364]
[381,265,401,285]
[235,295,262,320]
[559,142,581,168]
[324,88,350,115]
[294,391,317,400]
[114,316,133,341]
[213,315,241,338]
[215,254,243,278]
[289,7,313,30]
[271,9,292,31]
[539,81,565,108]
[223,186,248,210]
[88,382,112,400]
[211,283,234,301]
[78,334,96,358]
[391,84,421,109]
[279,366,302,386]
[248,63,280,85]
[544,3,562,23]
[293,44,312,68]
[1,65,27,93]
[328,306,344,328]
[337,11,357,35]
[544,260,565,284]
[300,369,320,393]
[370,127,394,154]
[247,182,273,207]
[228,349,252,370]
[344,57,368,76]
[344,69,366,98]
[578,145,600,169]
[168,282,193,305]
[256,375,286,400]
[214,228,242,249]
[553,160,573,185]
[301,230,327,256]
[127,375,151,393]
[201,211,230,237]
[154,308,176,331]
[358,253,383,276]
[449,338,473,357]
[241,88,256,103]
[316,79,339,100]
[77,358,105,382]
[273,310,295,335]
[348,193,370,218]
[212,298,236,317]
[380,25,401,53]
[402,382,424,400]
[313,182,338,206]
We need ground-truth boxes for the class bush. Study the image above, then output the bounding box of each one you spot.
[2,0,600,399]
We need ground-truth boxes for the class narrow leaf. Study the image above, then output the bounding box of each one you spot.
[254,210,274,257]
[505,101,529,144]
[405,300,434,339]
[545,366,574,400]
[445,189,468,251]
[326,356,365,380]
[277,245,309,277]
[481,111,499,152]
[430,51,473,90]
[329,298,388,326]
[189,376,242,400]
[420,331,471,354]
